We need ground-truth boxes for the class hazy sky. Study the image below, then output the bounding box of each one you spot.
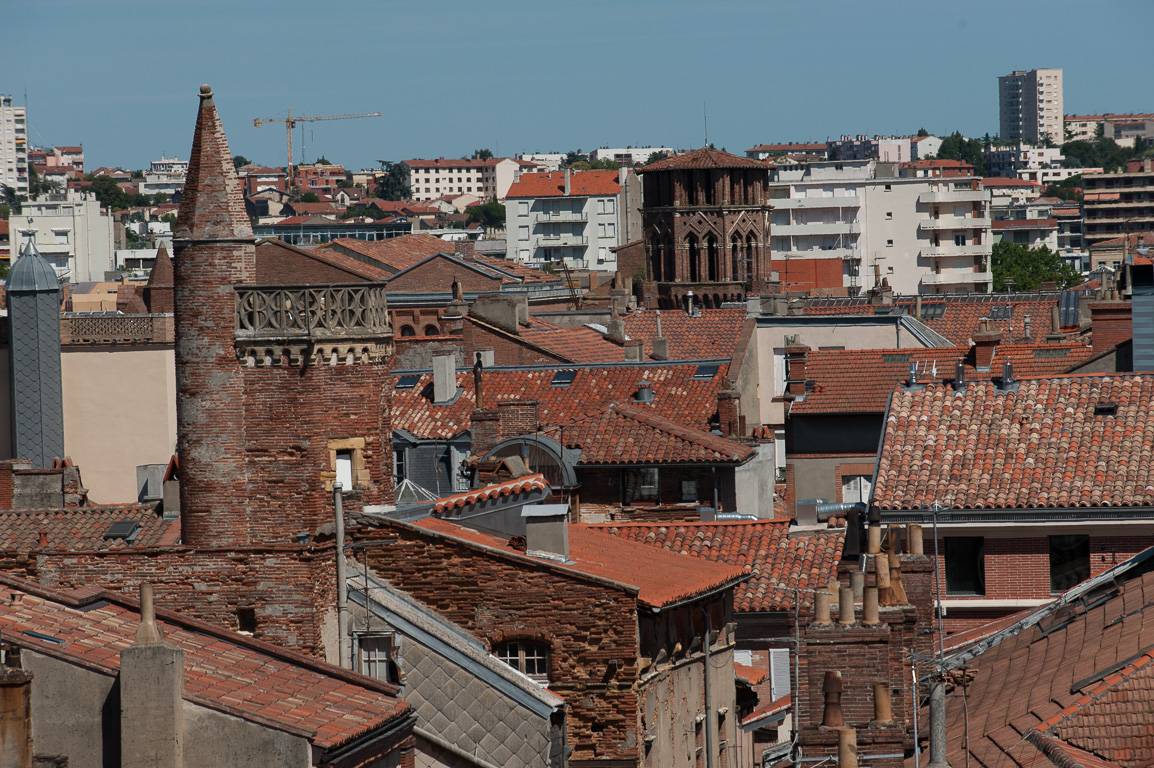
[7,0,1152,172]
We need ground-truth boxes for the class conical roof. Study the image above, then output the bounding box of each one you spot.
[173,85,253,242]
[635,147,770,173]
[147,243,173,286]
[7,238,61,293]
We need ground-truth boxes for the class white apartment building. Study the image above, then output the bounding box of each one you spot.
[10,189,115,282]
[518,153,565,172]
[0,95,28,196]
[827,136,911,163]
[910,135,943,160]
[768,160,992,295]
[139,156,188,198]
[588,147,673,165]
[999,68,1064,144]
[983,145,1064,178]
[504,168,640,272]
[403,157,531,202]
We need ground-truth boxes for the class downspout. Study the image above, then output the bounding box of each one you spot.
[704,605,715,768]
[334,482,349,669]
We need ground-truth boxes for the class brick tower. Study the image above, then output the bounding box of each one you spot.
[636,147,772,307]
[173,85,394,548]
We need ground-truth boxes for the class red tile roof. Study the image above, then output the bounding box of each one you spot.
[572,403,753,465]
[516,322,626,363]
[791,342,1094,415]
[621,308,751,361]
[470,254,560,285]
[413,517,748,608]
[734,661,768,685]
[993,218,1058,230]
[0,505,179,551]
[0,573,409,750]
[801,296,1062,345]
[931,563,1154,768]
[638,147,770,173]
[742,694,792,726]
[505,170,622,199]
[256,238,391,282]
[873,375,1154,511]
[589,520,843,612]
[325,234,449,272]
[433,474,549,515]
[392,362,729,440]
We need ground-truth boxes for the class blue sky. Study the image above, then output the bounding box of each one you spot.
[7,0,1152,172]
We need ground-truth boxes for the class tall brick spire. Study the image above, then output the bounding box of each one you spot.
[173,84,253,243]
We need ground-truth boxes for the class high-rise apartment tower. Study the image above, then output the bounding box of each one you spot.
[998,69,1063,144]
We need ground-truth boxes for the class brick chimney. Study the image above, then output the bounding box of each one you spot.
[1089,300,1132,354]
[498,400,539,439]
[454,240,476,260]
[120,583,184,768]
[971,318,1002,370]
[718,389,741,437]
[143,244,174,314]
[0,664,34,768]
[785,342,811,396]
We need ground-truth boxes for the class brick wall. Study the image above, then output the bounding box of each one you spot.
[460,320,569,366]
[255,243,371,285]
[1090,301,1132,353]
[35,545,336,657]
[355,524,642,765]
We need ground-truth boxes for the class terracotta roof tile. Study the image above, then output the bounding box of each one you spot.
[874,374,1154,511]
[0,573,408,750]
[993,218,1058,230]
[414,517,748,608]
[516,323,625,363]
[637,147,770,173]
[392,362,729,440]
[326,234,449,272]
[433,474,549,515]
[505,170,622,199]
[572,403,752,464]
[734,661,768,685]
[621,308,750,361]
[792,343,1094,415]
[0,505,178,551]
[589,520,843,612]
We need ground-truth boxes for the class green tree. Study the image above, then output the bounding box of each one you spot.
[991,242,1080,292]
[340,204,388,221]
[466,200,506,228]
[472,148,494,161]
[315,156,331,165]
[82,175,150,211]
[373,161,410,201]
[1043,174,1083,202]
[935,131,987,176]
[1061,137,1144,172]
[917,127,930,137]
[644,151,668,165]
[300,192,320,203]
[152,192,169,205]
[232,155,251,169]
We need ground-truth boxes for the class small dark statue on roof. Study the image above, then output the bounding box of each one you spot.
[473,351,484,409]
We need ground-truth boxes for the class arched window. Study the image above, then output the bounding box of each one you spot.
[400,325,416,337]
[495,640,550,683]
[423,324,440,336]
[706,234,719,282]
[687,235,700,283]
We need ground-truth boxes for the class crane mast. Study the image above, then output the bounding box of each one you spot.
[252,110,381,191]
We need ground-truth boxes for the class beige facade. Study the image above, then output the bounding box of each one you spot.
[0,94,27,198]
[404,157,525,202]
[10,189,116,282]
[999,68,1064,144]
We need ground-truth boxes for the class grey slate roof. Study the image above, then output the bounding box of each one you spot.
[8,240,61,293]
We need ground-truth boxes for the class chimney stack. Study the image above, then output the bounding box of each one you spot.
[972,318,1002,370]
[872,682,892,723]
[523,503,570,562]
[821,671,844,727]
[121,583,184,768]
[432,352,457,403]
[564,168,571,196]
[0,664,34,768]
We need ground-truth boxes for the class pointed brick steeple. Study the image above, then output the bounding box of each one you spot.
[173,84,253,242]
[144,244,174,314]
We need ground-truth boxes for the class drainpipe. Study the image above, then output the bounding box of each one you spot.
[335,482,349,669]
[703,606,715,768]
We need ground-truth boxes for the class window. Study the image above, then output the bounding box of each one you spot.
[954,234,967,246]
[518,201,528,216]
[945,537,985,595]
[519,225,529,241]
[886,239,894,247]
[623,467,659,503]
[357,633,400,684]
[393,448,407,481]
[236,607,257,634]
[681,479,698,502]
[885,211,893,220]
[841,475,871,503]
[884,184,892,192]
[496,640,549,683]
[335,450,354,489]
[1050,535,1090,593]
[53,230,69,245]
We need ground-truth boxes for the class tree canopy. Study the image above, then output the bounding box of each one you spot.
[472,148,494,161]
[1043,174,1084,202]
[991,242,1080,292]
[299,192,320,203]
[935,132,987,176]
[82,174,152,211]
[466,200,506,228]
[374,161,411,201]
[232,155,250,169]
[1060,138,1146,172]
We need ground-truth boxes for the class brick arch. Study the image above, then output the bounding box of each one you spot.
[486,626,557,650]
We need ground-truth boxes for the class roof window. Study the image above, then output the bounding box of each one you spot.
[103,520,141,543]
[989,306,1012,320]
[1094,403,1117,417]
[551,370,577,387]
[395,375,420,390]
[921,304,947,320]
[692,364,720,380]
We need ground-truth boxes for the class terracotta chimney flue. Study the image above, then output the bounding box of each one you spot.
[822,671,844,727]
[838,726,858,768]
[872,682,893,723]
[838,586,855,626]
[863,587,880,625]
[814,590,832,625]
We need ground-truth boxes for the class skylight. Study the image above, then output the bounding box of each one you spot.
[103,520,141,541]
[551,370,577,387]
[693,364,720,380]
[395,375,420,390]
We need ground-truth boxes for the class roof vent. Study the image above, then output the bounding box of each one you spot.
[635,380,654,403]
[1094,403,1117,417]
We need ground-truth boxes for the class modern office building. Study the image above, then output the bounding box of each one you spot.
[999,68,1064,144]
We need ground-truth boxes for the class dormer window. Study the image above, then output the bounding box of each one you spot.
[496,640,550,684]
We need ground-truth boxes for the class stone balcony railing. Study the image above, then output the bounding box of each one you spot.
[60,312,175,345]
[234,283,393,366]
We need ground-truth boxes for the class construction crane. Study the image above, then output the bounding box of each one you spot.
[252,110,381,188]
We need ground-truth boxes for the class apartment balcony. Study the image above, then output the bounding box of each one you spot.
[769,196,861,210]
[538,235,589,248]
[919,217,991,231]
[918,189,987,205]
[921,244,990,259]
[772,222,861,237]
[534,211,588,224]
[777,248,861,261]
[921,270,993,287]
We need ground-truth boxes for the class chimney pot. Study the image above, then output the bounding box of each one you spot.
[635,381,654,403]
[850,570,865,603]
[822,671,844,726]
[837,726,858,768]
[814,590,832,625]
[135,582,164,645]
[838,586,855,626]
[872,682,893,722]
[862,587,880,626]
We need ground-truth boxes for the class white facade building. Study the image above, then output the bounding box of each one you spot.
[827,136,911,163]
[517,153,565,172]
[504,168,640,272]
[983,145,1064,178]
[403,157,530,202]
[910,135,943,160]
[0,95,28,196]
[139,156,188,198]
[10,189,115,282]
[588,147,673,165]
[768,160,992,295]
[999,68,1064,144]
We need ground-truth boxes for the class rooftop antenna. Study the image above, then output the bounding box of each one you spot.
[703,101,708,147]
